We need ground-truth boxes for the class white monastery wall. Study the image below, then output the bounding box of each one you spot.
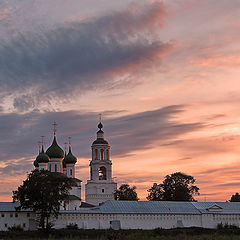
[2,209,240,231]
[52,212,240,230]
[0,211,35,231]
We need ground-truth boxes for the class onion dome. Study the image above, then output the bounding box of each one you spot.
[92,122,109,145]
[98,122,103,129]
[46,136,64,158]
[33,159,39,167]
[65,147,77,164]
[36,146,50,163]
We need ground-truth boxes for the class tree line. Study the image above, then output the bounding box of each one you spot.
[13,170,240,230]
[115,172,200,201]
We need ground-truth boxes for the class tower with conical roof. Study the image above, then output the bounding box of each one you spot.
[46,122,64,173]
[85,121,117,205]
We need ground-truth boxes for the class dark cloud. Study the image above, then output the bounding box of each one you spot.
[0,161,32,177]
[13,94,37,112]
[0,2,173,111]
[0,105,203,176]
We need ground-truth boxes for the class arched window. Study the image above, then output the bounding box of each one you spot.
[95,149,98,160]
[99,166,107,180]
[100,149,104,160]
[106,149,109,160]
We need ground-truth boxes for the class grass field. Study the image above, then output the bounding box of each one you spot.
[1,228,240,240]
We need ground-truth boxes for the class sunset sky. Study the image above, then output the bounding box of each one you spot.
[0,0,240,202]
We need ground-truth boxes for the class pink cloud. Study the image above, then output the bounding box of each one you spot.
[192,54,240,68]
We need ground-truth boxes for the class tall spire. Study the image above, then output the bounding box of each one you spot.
[38,141,41,154]
[41,136,45,152]
[64,142,68,155]
[68,137,72,152]
[53,122,57,137]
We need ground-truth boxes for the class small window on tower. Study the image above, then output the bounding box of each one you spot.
[55,164,57,172]
[49,164,52,171]
[70,169,73,175]
[102,189,105,193]
[100,149,104,160]
[106,149,109,159]
[95,149,98,160]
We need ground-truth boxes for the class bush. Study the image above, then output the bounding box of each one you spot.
[66,223,79,230]
[8,225,24,232]
[217,223,239,229]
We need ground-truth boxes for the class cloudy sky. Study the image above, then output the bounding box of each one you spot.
[0,0,240,202]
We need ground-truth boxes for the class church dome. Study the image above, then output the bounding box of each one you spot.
[36,147,50,163]
[92,121,109,145]
[98,122,103,129]
[33,159,39,167]
[46,136,64,158]
[92,138,109,145]
[65,147,77,164]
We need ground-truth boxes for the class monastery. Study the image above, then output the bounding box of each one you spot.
[1,122,240,230]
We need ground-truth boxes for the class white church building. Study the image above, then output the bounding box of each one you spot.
[1,122,240,231]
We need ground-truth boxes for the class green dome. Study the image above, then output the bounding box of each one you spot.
[46,136,64,158]
[65,147,77,164]
[36,147,50,163]
[33,159,39,167]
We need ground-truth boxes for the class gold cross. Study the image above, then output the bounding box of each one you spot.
[38,141,41,153]
[53,122,57,136]
[64,142,68,153]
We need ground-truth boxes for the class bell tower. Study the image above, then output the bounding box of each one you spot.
[85,121,117,205]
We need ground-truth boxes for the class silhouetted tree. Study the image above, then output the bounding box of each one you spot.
[147,172,199,201]
[115,184,139,201]
[229,192,240,202]
[13,170,75,230]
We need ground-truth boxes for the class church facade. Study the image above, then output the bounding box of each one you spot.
[1,121,240,231]
[33,121,117,208]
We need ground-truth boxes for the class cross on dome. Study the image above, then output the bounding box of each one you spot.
[64,142,68,153]
[38,141,41,153]
[53,122,57,137]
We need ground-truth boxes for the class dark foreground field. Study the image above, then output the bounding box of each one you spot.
[1,228,240,240]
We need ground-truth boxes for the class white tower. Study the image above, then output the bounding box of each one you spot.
[85,121,117,205]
